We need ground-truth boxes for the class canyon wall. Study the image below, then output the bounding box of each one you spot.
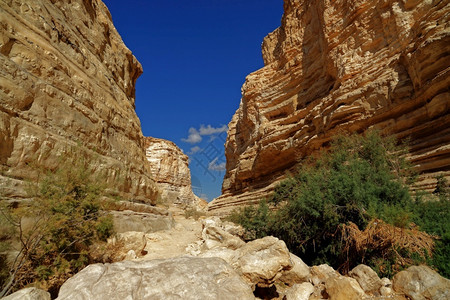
[145,137,207,210]
[209,0,450,214]
[0,0,159,203]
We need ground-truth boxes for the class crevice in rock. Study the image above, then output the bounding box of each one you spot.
[82,0,97,21]
[253,285,279,300]
[0,38,15,56]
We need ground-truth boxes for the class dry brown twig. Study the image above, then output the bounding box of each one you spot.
[340,219,436,273]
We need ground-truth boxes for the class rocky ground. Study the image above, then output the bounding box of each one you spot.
[6,206,449,300]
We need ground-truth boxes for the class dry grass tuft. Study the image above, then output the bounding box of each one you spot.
[340,219,436,274]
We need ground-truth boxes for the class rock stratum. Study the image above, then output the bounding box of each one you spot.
[209,0,450,214]
[145,137,206,210]
[0,0,159,202]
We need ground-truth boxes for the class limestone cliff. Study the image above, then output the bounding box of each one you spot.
[209,0,450,214]
[0,0,159,203]
[145,137,207,210]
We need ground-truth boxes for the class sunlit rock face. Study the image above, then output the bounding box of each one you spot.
[145,137,207,210]
[0,0,159,203]
[209,0,450,214]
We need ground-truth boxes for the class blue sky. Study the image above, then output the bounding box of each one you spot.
[104,0,283,201]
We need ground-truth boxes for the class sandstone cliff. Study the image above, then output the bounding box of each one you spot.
[209,0,450,214]
[0,0,159,202]
[145,137,207,210]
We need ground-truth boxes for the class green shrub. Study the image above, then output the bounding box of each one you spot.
[433,174,449,200]
[412,194,450,277]
[227,200,270,240]
[230,131,444,277]
[0,150,114,297]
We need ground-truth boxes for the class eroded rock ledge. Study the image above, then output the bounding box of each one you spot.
[0,0,158,202]
[209,0,450,214]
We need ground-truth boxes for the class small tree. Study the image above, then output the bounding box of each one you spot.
[0,150,114,297]
[433,174,449,200]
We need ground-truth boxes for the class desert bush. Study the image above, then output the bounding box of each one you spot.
[433,174,449,200]
[0,150,114,297]
[227,200,270,240]
[229,131,447,277]
[89,239,126,263]
[411,187,449,278]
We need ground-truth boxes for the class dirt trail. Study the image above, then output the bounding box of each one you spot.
[141,208,204,260]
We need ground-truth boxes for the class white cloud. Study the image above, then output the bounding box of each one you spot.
[199,193,209,201]
[208,135,219,142]
[189,146,202,155]
[182,127,202,144]
[182,124,227,145]
[199,124,227,136]
[208,157,226,172]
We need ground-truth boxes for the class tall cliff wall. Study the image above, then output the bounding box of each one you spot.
[209,0,450,214]
[145,137,207,210]
[0,0,159,203]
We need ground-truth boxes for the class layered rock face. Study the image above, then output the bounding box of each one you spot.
[145,137,206,210]
[209,0,450,214]
[0,0,159,202]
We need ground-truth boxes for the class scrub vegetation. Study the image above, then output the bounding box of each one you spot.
[229,131,449,278]
[0,151,114,297]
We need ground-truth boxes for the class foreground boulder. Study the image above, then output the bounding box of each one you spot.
[115,231,146,252]
[192,217,293,288]
[392,265,450,300]
[325,275,366,300]
[236,236,292,288]
[198,236,292,289]
[284,282,314,300]
[349,264,383,295]
[379,277,394,297]
[202,220,245,250]
[310,264,339,286]
[279,253,311,286]
[2,288,50,300]
[56,257,254,300]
